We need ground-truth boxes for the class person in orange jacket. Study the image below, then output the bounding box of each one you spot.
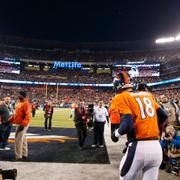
[9,91,31,161]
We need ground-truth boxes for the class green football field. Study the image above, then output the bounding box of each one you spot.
[30,108,75,128]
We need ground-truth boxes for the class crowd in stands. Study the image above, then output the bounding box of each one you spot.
[0,84,179,106]
[0,85,114,105]
[0,69,177,84]
[153,88,180,104]
[0,70,113,84]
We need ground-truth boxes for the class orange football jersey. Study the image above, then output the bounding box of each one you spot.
[109,107,120,124]
[111,91,160,139]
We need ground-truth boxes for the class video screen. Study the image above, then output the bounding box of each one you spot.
[0,56,20,74]
[113,64,160,77]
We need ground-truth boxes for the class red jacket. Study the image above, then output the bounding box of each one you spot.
[31,103,36,111]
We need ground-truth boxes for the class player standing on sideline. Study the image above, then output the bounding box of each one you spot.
[9,91,31,161]
[111,71,168,180]
[0,97,14,150]
[43,101,54,131]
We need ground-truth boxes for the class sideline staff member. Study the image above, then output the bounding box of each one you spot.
[9,91,31,160]
[92,101,109,148]
[74,101,87,150]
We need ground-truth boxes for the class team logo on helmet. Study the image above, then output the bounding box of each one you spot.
[113,71,133,92]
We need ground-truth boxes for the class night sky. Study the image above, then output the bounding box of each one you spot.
[0,0,180,42]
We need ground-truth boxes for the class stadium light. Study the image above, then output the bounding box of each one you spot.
[156,33,180,44]
[155,37,175,44]
[175,34,180,40]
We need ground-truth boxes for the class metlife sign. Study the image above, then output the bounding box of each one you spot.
[53,61,82,69]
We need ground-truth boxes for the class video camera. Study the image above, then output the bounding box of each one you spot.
[87,104,94,128]
[87,104,94,115]
[165,133,171,138]
[0,169,17,180]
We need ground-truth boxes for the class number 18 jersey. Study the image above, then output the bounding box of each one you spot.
[111,91,160,140]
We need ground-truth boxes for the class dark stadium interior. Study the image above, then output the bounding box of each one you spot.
[1,0,180,42]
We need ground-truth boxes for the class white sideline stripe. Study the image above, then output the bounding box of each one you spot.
[9,132,73,139]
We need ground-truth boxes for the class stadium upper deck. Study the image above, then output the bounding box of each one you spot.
[0,35,179,63]
[0,35,179,78]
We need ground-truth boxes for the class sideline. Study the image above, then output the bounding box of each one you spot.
[0,125,179,180]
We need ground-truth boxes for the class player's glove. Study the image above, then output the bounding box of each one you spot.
[111,129,121,143]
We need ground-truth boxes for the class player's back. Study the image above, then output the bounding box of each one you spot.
[112,91,160,140]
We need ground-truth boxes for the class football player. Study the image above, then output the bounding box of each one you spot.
[111,71,168,180]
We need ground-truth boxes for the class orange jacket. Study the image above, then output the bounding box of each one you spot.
[109,107,120,124]
[10,99,31,127]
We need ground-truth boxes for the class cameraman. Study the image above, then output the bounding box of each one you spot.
[160,125,180,150]
[87,104,94,129]
[74,101,88,150]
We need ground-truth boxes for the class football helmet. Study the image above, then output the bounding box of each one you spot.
[113,71,133,92]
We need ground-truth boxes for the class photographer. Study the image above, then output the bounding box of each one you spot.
[87,104,94,129]
[74,101,88,150]
[161,125,180,150]
[160,125,180,171]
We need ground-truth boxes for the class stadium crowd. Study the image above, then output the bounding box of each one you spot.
[0,70,177,84]
[0,84,179,106]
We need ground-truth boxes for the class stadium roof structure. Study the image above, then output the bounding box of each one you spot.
[1,34,180,52]
[0,35,180,64]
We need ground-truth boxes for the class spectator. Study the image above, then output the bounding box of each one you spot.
[159,95,177,125]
